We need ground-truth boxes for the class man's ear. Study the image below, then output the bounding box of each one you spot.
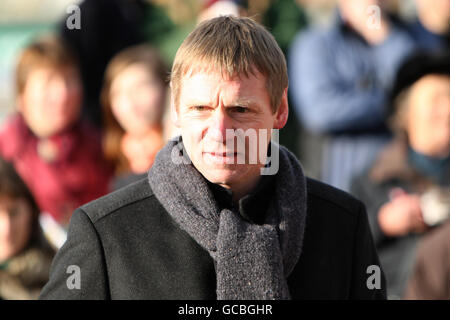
[273,87,289,129]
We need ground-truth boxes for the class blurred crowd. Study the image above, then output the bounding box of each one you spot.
[0,0,449,300]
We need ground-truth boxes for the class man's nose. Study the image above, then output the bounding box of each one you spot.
[207,108,233,142]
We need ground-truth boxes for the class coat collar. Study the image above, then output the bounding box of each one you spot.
[206,173,275,225]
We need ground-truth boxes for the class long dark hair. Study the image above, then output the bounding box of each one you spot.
[0,157,42,248]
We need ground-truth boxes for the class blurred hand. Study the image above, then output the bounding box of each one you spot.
[378,189,428,237]
[339,0,390,45]
[358,18,390,46]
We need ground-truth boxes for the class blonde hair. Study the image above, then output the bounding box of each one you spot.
[170,15,288,113]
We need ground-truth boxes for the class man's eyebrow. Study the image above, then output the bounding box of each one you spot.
[185,99,255,107]
[226,99,254,107]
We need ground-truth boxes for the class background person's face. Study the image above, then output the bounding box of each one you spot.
[407,74,450,158]
[110,63,165,136]
[0,196,33,262]
[416,0,450,23]
[174,70,287,189]
[19,66,82,138]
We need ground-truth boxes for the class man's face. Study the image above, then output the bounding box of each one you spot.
[19,66,82,138]
[174,69,287,190]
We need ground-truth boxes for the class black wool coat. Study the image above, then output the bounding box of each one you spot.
[39,178,386,300]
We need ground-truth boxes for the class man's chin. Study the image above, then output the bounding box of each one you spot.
[197,166,242,186]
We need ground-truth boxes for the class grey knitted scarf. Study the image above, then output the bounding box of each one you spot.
[148,137,307,300]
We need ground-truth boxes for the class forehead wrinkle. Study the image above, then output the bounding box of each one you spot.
[181,69,269,110]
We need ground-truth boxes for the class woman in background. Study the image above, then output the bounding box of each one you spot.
[0,157,55,300]
[102,44,169,190]
[351,51,450,299]
[0,35,112,226]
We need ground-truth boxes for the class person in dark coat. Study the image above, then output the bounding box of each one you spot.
[40,16,385,300]
[351,51,450,299]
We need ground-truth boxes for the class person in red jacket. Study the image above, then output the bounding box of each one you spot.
[0,35,112,227]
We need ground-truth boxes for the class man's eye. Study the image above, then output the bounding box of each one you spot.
[192,106,209,111]
[233,106,248,113]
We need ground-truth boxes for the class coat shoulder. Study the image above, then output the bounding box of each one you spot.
[80,178,155,223]
[306,177,363,217]
[80,176,364,224]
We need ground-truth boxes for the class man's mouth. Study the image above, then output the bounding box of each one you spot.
[202,151,240,164]
[204,151,237,156]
